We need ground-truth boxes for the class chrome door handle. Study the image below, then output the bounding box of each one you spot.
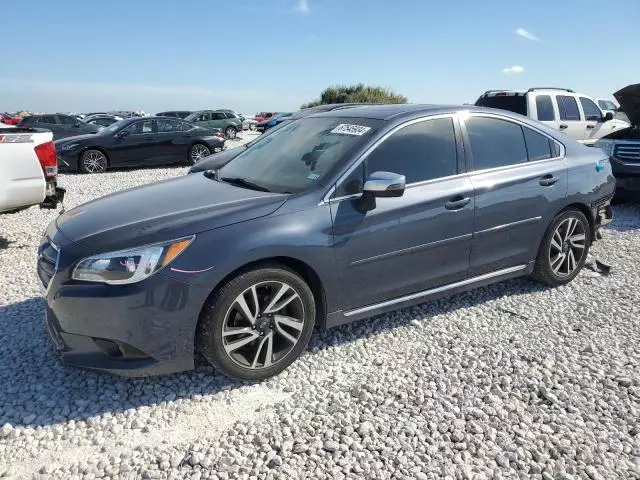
[445,196,471,210]
[540,175,559,187]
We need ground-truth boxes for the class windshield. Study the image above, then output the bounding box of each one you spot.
[219,117,381,193]
[100,119,130,135]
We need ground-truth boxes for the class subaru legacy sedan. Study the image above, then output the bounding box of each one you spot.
[39,105,614,380]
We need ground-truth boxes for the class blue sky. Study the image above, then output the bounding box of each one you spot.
[2,0,638,114]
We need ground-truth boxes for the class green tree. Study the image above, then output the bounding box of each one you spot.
[301,83,407,109]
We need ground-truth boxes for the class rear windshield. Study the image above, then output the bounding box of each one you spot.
[475,95,528,116]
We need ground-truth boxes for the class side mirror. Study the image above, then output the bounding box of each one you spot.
[116,129,130,138]
[73,123,82,127]
[358,171,406,212]
[603,112,614,121]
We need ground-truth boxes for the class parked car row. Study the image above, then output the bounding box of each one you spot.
[54,117,226,173]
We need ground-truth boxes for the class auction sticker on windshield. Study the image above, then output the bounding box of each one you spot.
[330,124,371,136]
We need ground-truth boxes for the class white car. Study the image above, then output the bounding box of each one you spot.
[0,126,64,214]
[475,87,629,145]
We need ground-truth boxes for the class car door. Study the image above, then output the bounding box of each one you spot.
[109,119,158,167]
[155,118,189,163]
[330,115,474,311]
[462,114,567,275]
[210,112,227,129]
[555,94,586,142]
[579,96,614,145]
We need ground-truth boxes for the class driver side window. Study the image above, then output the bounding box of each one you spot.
[333,117,458,198]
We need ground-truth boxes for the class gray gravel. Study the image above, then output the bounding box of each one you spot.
[1,144,639,478]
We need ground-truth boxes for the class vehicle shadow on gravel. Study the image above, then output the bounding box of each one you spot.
[606,202,640,233]
[0,235,13,250]
[0,277,550,429]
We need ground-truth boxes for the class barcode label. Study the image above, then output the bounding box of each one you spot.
[330,124,371,136]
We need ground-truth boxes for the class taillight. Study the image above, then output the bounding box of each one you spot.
[34,141,58,178]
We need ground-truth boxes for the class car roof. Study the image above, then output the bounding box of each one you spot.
[310,104,464,120]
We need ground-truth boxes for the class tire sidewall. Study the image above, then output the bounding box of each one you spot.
[539,209,591,285]
[80,149,107,174]
[225,127,236,139]
[188,144,210,165]
[198,267,316,381]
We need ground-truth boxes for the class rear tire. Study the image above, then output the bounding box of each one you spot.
[197,265,316,381]
[188,143,211,165]
[79,149,108,174]
[532,209,591,286]
[225,126,237,139]
[249,123,256,131]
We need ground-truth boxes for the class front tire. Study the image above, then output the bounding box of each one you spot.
[249,123,257,131]
[79,149,108,174]
[197,265,316,380]
[533,209,591,286]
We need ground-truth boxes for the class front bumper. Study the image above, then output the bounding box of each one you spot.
[40,228,211,376]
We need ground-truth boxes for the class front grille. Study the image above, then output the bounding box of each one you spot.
[614,144,640,163]
[37,238,59,291]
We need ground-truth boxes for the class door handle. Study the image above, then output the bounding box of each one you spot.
[539,174,559,187]
[586,125,595,129]
[445,196,471,210]
[559,124,568,130]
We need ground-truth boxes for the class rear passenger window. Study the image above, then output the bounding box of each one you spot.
[523,127,553,161]
[365,118,458,184]
[40,115,57,124]
[466,117,527,170]
[535,95,555,121]
[557,95,581,121]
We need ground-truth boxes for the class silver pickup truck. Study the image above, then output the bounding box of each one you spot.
[0,126,65,214]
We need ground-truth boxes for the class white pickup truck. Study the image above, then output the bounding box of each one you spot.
[0,126,65,214]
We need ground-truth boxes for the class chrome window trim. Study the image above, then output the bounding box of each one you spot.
[460,112,566,176]
[321,113,459,205]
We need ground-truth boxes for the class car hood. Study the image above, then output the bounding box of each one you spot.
[614,84,640,126]
[56,173,287,252]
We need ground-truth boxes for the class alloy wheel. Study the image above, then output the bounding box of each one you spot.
[225,127,236,139]
[190,144,210,163]
[548,217,587,277]
[82,151,107,173]
[222,281,305,369]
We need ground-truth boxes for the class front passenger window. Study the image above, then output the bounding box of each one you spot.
[365,118,458,184]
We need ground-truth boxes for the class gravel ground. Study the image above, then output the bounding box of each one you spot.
[1,141,639,479]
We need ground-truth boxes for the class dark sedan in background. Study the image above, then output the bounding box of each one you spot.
[55,117,225,173]
[19,114,100,140]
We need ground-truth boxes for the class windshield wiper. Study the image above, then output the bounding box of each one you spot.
[220,177,271,192]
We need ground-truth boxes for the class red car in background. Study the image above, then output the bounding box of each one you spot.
[1,113,21,125]
[254,112,277,122]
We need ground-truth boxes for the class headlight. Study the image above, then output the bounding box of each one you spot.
[72,237,194,285]
[61,143,79,151]
[595,141,614,157]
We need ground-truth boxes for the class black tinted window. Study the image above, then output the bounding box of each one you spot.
[523,127,553,161]
[557,95,581,121]
[579,97,602,121]
[535,95,555,121]
[20,117,34,124]
[58,115,76,125]
[211,113,226,120]
[123,120,154,134]
[40,115,57,124]
[335,163,365,197]
[157,119,180,132]
[475,95,527,116]
[466,117,527,170]
[365,118,457,184]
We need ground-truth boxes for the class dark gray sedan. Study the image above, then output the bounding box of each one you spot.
[39,104,614,380]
